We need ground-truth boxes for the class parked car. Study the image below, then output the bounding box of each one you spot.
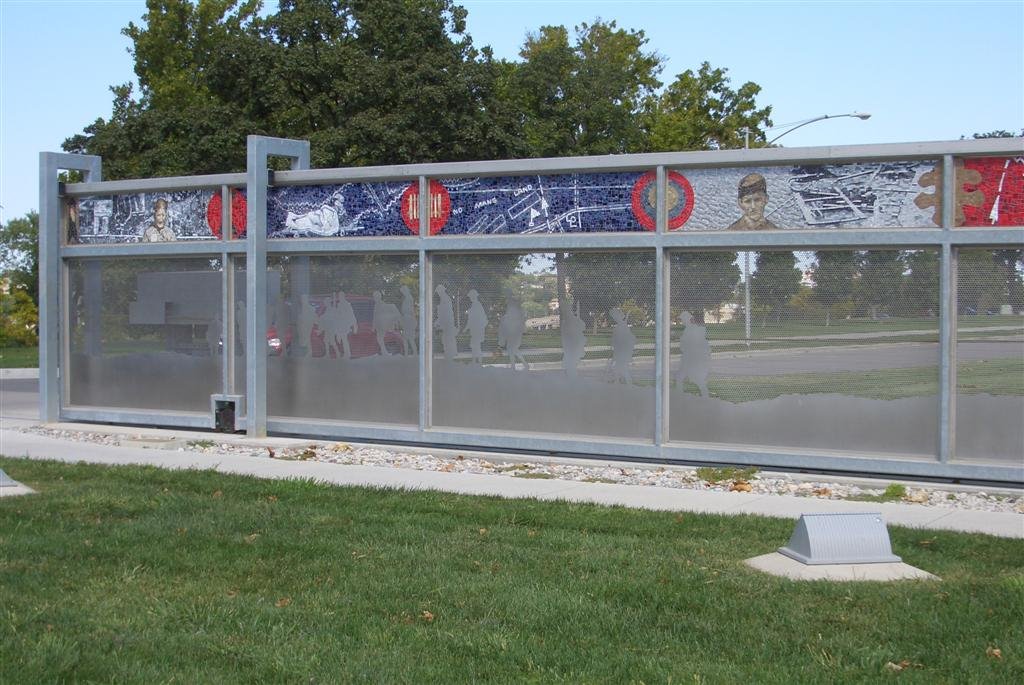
[307,294,404,359]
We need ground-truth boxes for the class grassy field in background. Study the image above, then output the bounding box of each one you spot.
[674,358,1024,401]
[0,346,38,368]
[1,458,1021,683]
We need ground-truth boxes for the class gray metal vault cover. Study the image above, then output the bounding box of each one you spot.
[779,512,902,565]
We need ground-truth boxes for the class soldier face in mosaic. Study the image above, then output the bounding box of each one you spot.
[154,200,167,229]
[738,177,768,224]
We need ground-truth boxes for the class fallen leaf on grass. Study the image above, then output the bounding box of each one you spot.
[986,646,1002,660]
[884,660,910,672]
[212,490,223,499]
[478,528,488,536]
[226,589,238,598]
[267,495,278,503]
[527,529,537,538]
[275,597,292,608]
[420,610,434,623]
[244,533,260,544]
[728,480,752,492]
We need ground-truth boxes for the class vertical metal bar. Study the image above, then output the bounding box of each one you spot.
[418,175,432,431]
[60,259,72,406]
[654,166,668,446]
[938,154,957,462]
[220,185,232,395]
[38,152,101,422]
[245,136,310,437]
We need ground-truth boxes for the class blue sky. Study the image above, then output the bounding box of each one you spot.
[1,0,1022,223]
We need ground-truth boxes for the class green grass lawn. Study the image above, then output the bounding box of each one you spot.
[1,458,1021,683]
[676,358,1024,401]
[0,346,38,368]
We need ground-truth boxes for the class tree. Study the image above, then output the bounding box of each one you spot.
[64,0,523,175]
[750,251,801,326]
[810,250,856,326]
[855,251,905,319]
[649,62,773,151]
[0,287,38,347]
[957,249,1013,315]
[510,20,663,157]
[671,252,740,325]
[901,250,939,317]
[0,212,39,304]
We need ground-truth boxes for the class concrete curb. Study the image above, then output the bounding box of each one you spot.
[1,428,1021,538]
[0,368,39,380]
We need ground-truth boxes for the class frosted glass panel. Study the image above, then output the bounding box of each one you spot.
[669,249,940,458]
[955,248,1024,466]
[431,252,656,440]
[67,258,223,411]
[266,254,419,425]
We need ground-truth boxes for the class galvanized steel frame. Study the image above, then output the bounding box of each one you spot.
[46,137,1024,482]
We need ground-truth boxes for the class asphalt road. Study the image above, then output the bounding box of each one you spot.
[0,378,38,422]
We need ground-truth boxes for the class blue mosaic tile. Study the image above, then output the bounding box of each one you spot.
[438,173,649,235]
[268,182,413,238]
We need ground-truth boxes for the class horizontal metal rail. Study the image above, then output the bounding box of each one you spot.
[268,138,1023,185]
[64,173,246,196]
[61,407,214,430]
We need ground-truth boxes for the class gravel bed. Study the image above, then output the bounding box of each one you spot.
[19,425,1024,515]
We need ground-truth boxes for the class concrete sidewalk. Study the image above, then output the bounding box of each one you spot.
[1,425,1021,539]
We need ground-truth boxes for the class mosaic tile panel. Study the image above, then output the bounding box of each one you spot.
[69,189,221,244]
[267,182,412,238]
[670,160,941,230]
[437,172,651,235]
[960,156,1024,227]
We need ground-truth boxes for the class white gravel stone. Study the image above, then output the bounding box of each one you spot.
[17,424,1023,515]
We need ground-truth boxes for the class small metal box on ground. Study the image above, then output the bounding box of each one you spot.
[0,468,16,487]
[779,512,901,565]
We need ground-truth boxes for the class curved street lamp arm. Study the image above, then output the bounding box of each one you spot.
[766,112,871,146]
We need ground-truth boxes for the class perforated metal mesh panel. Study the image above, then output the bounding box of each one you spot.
[431,251,656,440]
[668,249,940,457]
[955,248,1024,465]
[67,257,223,412]
[265,254,420,425]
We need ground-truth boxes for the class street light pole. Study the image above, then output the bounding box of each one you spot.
[741,112,871,347]
[766,112,871,146]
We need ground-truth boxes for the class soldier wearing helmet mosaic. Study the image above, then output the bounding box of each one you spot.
[727,173,779,231]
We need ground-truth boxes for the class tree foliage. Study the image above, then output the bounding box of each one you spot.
[751,251,801,325]
[64,3,774,176]
[810,250,856,325]
[510,20,662,157]
[649,62,773,151]
[65,0,523,175]
[0,212,40,304]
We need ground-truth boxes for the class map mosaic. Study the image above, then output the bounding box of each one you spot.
[436,172,652,234]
